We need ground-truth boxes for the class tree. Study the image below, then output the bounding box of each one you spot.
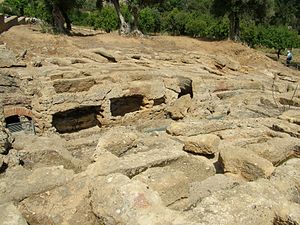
[43,0,85,33]
[271,0,300,32]
[211,0,275,41]
[1,0,28,16]
[261,26,300,59]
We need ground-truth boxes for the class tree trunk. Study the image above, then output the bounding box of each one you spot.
[229,11,240,41]
[111,0,130,34]
[61,9,72,31]
[277,49,281,60]
[96,0,103,9]
[130,6,139,31]
[52,5,66,33]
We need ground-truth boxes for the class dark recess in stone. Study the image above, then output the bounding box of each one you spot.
[110,95,144,117]
[52,106,102,133]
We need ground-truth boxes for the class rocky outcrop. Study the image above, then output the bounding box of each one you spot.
[91,173,186,225]
[219,146,275,181]
[0,203,28,225]
[0,166,74,204]
[183,134,220,155]
[0,26,300,225]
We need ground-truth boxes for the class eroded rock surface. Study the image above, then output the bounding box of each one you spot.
[0,25,299,225]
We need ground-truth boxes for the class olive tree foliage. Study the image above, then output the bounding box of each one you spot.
[42,0,85,33]
[95,0,164,34]
[271,0,300,32]
[211,0,275,41]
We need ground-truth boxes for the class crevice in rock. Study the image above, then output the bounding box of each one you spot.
[166,196,188,208]
[52,106,102,134]
[153,97,166,106]
[110,95,144,117]
[0,162,8,174]
[273,216,298,225]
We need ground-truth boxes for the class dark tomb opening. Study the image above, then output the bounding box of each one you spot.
[110,95,144,117]
[5,115,35,134]
[52,106,102,133]
[5,115,20,124]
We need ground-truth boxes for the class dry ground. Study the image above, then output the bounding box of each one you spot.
[1,24,299,77]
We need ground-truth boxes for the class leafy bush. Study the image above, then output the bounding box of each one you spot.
[206,17,229,40]
[161,8,189,35]
[261,26,300,50]
[94,6,119,32]
[70,10,90,26]
[185,14,207,37]
[241,24,300,52]
[138,7,160,33]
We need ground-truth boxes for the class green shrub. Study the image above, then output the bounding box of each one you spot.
[70,10,90,26]
[205,17,229,40]
[94,6,118,32]
[261,26,300,50]
[161,8,189,35]
[138,7,160,33]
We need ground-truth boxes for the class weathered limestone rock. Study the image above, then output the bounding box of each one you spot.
[19,176,97,225]
[13,133,82,171]
[189,179,290,225]
[214,56,241,71]
[133,155,215,209]
[0,203,28,225]
[93,126,139,158]
[166,120,236,136]
[133,166,189,207]
[274,202,300,225]
[91,173,186,225]
[271,121,300,138]
[86,147,187,178]
[0,128,11,154]
[166,95,192,120]
[279,96,300,107]
[219,146,274,181]
[183,134,220,155]
[0,46,17,68]
[279,110,300,125]
[0,106,12,155]
[187,174,242,209]
[53,77,96,93]
[0,166,74,204]
[270,158,300,203]
[245,137,300,165]
[1,149,21,168]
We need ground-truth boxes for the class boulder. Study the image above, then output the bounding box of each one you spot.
[0,166,74,204]
[133,155,216,210]
[133,166,189,207]
[166,95,192,120]
[189,179,290,225]
[269,158,300,203]
[219,146,274,181]
[93,126,139,159]
[187,174,242,209]
[0,203,28,225]
[245,137,300,165]
[91,173,186,225]
[86,147,187,178]
[13,133,82,171]
[19,176,97,225]
[183,134,220,155]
